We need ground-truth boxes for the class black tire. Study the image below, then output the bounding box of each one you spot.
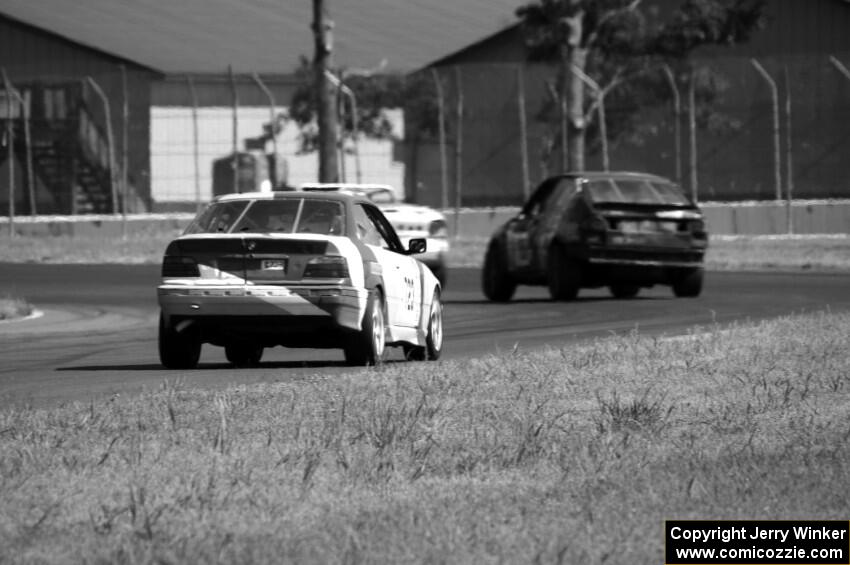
[609,284,640,299]
[158,313,201,369]
[224,343,264,368]
[548,245,581,301]
[482,242,516,302]
[344,289,386,366]
[672,267,704,298]
[405,290,443,361]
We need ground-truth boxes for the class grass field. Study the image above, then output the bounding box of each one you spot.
[1,311,848,563]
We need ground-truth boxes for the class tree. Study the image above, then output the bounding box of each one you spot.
[289,57,440,155]
[516,0,765,172]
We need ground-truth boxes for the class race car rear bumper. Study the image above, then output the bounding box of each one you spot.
[158,284,368,332]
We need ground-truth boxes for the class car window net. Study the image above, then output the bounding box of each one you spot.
[585,179,689,206]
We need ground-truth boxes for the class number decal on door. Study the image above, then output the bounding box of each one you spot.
[404,276,415,311]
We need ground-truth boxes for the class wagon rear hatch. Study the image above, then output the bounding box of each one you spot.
[582,177,707,248]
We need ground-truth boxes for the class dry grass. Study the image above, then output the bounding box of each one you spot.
[0,296,33,321]
[707,234,850,271]
[1,229,848,272]
[1,311,849,563]
[0,224,182,265]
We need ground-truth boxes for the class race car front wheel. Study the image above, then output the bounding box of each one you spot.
[344,289,386,366]
[482,242,516,302]
[158,313,201,369]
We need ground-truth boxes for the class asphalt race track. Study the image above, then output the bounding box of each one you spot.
[2,263,849,408]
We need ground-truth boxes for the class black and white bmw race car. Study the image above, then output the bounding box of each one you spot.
[157,190,443,368]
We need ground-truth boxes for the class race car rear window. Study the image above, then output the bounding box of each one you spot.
[585,179,690,206]
[184,201,249,234]
[185,199,346,235]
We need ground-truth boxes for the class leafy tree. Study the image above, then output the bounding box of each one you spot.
[289,56,439,153]
[516,0,766,171]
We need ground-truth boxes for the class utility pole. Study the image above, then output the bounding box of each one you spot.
[313,0,338,182]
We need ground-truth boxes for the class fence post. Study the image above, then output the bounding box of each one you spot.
[252,72,279,169]
[228,65,239,193]
[750,59,782,202]
[662,65,682,186]
[2,69,15,237]
[517,65,530,200]
[346,82,361,184]
[454,66,463,236]
[7,81,35,216]
[186,75,202,212]
[336,71,346,182]
[85,76,118,214]
[431,68,449,210]
[120,65,128,236]
[783,66,793,235]
[688,70,699,203]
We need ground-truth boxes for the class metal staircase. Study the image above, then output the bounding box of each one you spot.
[7,82,118,215]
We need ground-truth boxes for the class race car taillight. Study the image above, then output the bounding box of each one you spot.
[581,216,608,243]
[303,256,349,279]
[162,255,200,277]
[429,219,449,238]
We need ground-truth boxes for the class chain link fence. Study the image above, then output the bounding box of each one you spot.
[411,54,850,210]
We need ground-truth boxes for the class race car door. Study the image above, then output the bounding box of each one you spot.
[356,203,421,328]
[505,177,564,273]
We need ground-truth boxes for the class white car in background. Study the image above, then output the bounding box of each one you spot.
[300,183,450,286]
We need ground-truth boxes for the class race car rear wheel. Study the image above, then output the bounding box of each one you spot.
[672,267,704,298]
[344,289,386,366]
[482,242,516,302]
[158,313,201,369]
[405,290,443,361]
[224,343,264,368]
[609,284,640,299]
[548,246,581,301]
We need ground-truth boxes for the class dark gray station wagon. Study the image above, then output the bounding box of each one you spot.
[482,172,708,302]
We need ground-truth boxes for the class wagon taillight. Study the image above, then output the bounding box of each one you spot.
[581,215,608,244]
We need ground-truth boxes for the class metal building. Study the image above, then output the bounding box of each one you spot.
[0,13,162,215]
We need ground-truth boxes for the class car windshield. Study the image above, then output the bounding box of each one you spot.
[585,179,690,206]
[184,199,346,235]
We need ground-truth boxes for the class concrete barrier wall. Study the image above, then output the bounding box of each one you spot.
[2,201,849,238]
[444,201,850,238]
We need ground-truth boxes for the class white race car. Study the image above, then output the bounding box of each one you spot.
[157,190,443,368]
[299,183,450,285]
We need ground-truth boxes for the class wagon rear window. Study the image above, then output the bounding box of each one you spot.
[585,179,690,206]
